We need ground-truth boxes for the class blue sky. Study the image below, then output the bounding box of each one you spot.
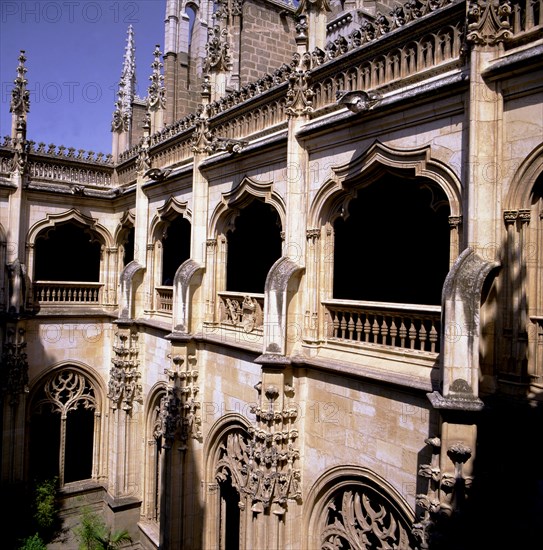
[1,1,165,154]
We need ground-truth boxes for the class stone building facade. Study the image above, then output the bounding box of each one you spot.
[1,0,542,548]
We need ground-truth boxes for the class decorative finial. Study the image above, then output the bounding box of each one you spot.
[147,44,166,111]
[112,26,136,133]
[10,50,30,116]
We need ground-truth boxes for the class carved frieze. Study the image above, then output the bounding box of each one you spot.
[220,295,263,332]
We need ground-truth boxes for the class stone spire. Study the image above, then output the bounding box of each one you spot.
[10,50,30,139]
[112,25,136,134]
[147,45,166,134]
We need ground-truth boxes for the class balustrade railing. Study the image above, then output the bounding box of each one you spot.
[156,286,173,313]
[510,0,542,38]
[218,291,264,333]
[324,300,441,353]
[33,281,103,304]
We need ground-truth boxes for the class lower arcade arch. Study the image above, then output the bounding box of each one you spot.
[26,363,105,486]
[305,466,418,550]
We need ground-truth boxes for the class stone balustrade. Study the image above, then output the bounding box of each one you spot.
[324,299,441,354]
[33,281,103,304]
[156,286,173,313]
[510,0,542,38]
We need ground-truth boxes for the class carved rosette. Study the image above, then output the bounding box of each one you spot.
[159,353,202,449]
[216,380,301,515]
[10,50,30,116]
[0,327,29,406]
[147,45,166,111]
[466,0,513,45]
[108,329,142,411]
[286,52,314,117]
[205,26,231,72]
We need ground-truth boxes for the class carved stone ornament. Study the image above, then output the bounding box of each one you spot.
[191,115,212,154]
[207,137,248,154]
[220,295,263,332]
[147,45,166,111]
[466,0,513,45]
[157,354,202,449]
[136,116,151,173]
[216,430,301,515]
[0,327,28,406]
[11,119,28,174]
[205,26,231,72]
[108,330,142,411]
[286,52,314,117]
[10,50,30,116]
[321,488,418,549]
[413,436,474,548]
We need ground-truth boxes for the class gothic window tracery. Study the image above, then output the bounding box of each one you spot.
[307,471,418,550]
[29,368,99,485]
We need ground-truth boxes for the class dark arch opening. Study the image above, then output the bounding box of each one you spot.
[162,216,191,285]
[122,226,135,266]
[219,472,240,550]
[333,177,450,305]
[226,199,282,293]
[64,407,94,483]
[29,408,61,482]
[34,222,102,281]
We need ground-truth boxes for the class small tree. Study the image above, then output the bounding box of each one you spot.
[18,533,48,550]
[75,508,132,550]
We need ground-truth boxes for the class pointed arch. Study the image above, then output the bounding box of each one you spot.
[27,361,107,486]
[27,208,113,248]
[149,196,192,243]
[142,382,168,522]
[203,414,252,550]
[309,140,462,228]
[208,176,286,237]
[505,142,543,210]
[113,210,136,244]
[304,465,418,550]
